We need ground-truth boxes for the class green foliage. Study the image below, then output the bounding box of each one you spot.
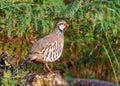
[65,0,82,17]
[0,0,66,37]
[1,70,17,86]
[0,0,120,85]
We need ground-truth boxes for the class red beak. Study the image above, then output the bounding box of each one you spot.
[65,24,69,27]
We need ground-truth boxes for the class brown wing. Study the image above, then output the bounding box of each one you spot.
[29,33,64,62]
[29,33,58,54]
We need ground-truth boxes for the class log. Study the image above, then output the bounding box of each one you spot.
[67,78,116,86]
[24,72,116,86]
[24,71,67,86]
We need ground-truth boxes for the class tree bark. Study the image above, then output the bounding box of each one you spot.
[24,72,116,86]
[24,71,67,86]
[67,78,116,86]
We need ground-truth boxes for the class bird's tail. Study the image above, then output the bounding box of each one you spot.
[19,55,31,69]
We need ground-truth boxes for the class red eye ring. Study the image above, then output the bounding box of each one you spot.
[64,23,69,27]
[58,21,68,27]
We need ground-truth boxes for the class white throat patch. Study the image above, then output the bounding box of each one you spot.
[59,25,65,30]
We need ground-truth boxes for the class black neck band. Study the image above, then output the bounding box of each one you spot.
[58,26,63,32]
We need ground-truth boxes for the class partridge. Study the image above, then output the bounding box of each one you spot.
[20,20,68,72]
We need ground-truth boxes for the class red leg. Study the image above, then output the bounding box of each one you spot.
[43,63,52,72]
[43,64,47,72]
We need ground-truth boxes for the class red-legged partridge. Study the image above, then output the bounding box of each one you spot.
[20,20,68,72]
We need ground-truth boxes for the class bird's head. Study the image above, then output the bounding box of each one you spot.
[57,20,68,31]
